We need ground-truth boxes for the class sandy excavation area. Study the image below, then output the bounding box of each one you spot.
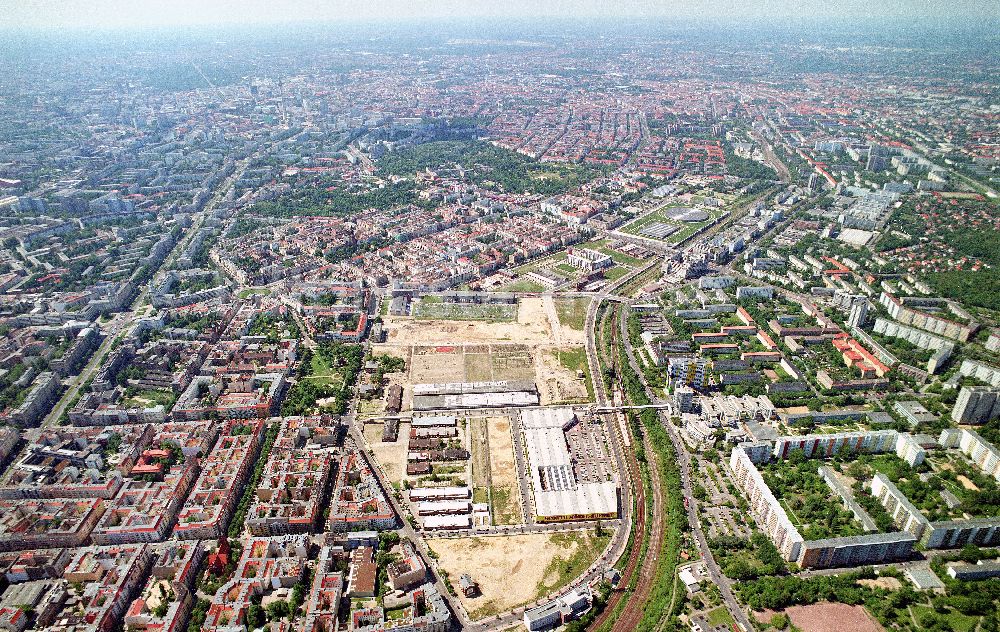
[429,533,582,621]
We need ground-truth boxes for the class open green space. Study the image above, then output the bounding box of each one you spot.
[909,605,980,632]
[282,342,363,416]
[535,530,612,595]
[377,140,602,196]
[489,485,519,525]
[123,388,178,411]
[248,311,299,343]
[760,455,866,540]
[498,278,547,293]
[705,606,737,628]
[554,297,590,330]
[237,287,271,299]
[620,205,723,244]
[576,238,648,267]
[709,533,785,581]
[412,300,517,322]
[845,452,1000,521]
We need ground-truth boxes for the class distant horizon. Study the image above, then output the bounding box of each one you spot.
[3,0,999,32]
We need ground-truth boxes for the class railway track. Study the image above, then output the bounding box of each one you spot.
[587,304,667,632]
[590,426,647,631]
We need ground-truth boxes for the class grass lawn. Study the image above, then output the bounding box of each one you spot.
[237,287,271,298]
[706,606,736,628]
[577,238,647,266]
[910,605,980,632]
[499,279,547,293]
[413,302,517,323]
[513,251,568,276]
[554,297,590,330]
[620,205,723,244]
[605,266,630,281]
[385,606,409,621]
[123,389,178,411]
[490,485,520,525]
[535,530,612,595]
[303,349,344,388]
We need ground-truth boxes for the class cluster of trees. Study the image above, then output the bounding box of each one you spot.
[737,568,915,621]
[324,233,396,265]
[877,199,1000,310]
[281,343,363,416]
[927,268,1000,312]
[762,456,865,539]
[248,312,300,343]
[0,363,30,412]
[724,147,779,181]
[710,533,785,581]
[372,353,405,386]
[378,140,601,196]
[245,569,312,626]
[251,181,418,218]
[186,599,211,632]
[228,217,267,239]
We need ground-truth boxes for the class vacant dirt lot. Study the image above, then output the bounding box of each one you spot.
[858,577,902,590]
[430,532,590,621]
[536,348,589,405]
[381,298,555,345]
[755,603,884,632]
[365,421,409,485]
[487,416,518,488]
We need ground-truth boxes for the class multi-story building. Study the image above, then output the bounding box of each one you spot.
[673,385,695,413]
[59,544,154,632]
[327,449,396,532]
[0,498,105,551]
[565,248,612,272]
[878,292,979,343]
[174,421,265,540]
[773,430,898,461]
[92,459,199,545]
[667,356,706,389]
[731,433,923,569]
[124,542,204,632]
[246,446,333,535]
[730,447,803,561]
[387,541,426,591]
[952,386,1000,425]
[201,536,308,630]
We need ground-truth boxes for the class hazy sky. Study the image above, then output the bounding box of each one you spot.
[2,0,995,29]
